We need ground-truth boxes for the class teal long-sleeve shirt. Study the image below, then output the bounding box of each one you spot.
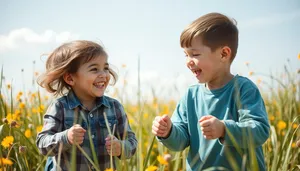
[158,75,270,171]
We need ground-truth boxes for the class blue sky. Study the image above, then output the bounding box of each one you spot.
[1,0,299,100]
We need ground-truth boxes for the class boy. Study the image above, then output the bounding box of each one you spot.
[152,13,270,170]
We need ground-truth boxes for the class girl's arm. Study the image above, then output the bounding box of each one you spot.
[114,101,137,159]
[36,101,72,156]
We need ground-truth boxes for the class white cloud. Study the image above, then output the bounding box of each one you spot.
[0,28,79,52]
[239,10,300,29]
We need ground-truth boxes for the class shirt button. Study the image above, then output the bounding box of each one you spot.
[92,135,95,139]
[90,114,93,117]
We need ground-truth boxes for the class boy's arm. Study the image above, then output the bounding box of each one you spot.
[157,97,190,151]
[115,101,137,159]
[221,87,270,148]
[36,101,72,156]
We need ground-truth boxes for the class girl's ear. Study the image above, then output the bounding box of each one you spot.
[63,73,75,86]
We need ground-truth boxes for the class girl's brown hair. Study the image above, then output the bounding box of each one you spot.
[37,40,118,96]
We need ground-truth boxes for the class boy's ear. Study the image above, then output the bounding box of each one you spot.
[63,73,75,86]
[220,46,231,62]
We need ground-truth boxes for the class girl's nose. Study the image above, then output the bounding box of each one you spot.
[97,70,107,78]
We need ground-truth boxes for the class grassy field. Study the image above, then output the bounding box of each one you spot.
[0,60,299,171]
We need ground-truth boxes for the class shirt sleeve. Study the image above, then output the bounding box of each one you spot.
[157,94,190,151]
[36,101,72,156]
[114,101,137,159]
[222,86,270,148]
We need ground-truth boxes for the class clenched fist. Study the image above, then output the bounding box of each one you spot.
[105,135,121,156]
[67,124,86,145]
[199,115,225,140]
[152,114,172,138]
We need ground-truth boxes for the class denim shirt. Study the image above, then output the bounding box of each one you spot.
[36,90,137,171]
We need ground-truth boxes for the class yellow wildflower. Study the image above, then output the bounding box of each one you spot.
[0,158,13,165]
[293,123,298,129]
[121,64,126,68]
[269,115,275,121]
[298,53,300,60]
[291,142,296,148]
[15,109,21,116]
[19,102,25,109]
[128,118,134,125]
[145,166,158,171]
[6,113,20,124]
[1,136,14,148]
[7,84,11,89]
[104,169,113,171]
[36,125,43,133]
[248,71,254,76]
[143,113,149,119]
[40,104,45,110]
[25,129,32,138]
[32,107,37,114]
[277,120,287,130]
[157,155,168,165]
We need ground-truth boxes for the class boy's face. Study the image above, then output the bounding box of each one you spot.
[69,55,110,101]
[183,37,225,84]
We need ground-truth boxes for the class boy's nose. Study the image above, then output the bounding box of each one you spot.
[186,57,195,66]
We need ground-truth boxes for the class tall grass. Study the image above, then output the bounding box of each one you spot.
[0,60,299,170]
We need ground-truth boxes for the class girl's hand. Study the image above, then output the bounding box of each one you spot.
[199,115,225,140]
[105,135,121,156]
[67,124,86,145]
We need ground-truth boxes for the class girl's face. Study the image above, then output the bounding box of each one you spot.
[70,55,110,102]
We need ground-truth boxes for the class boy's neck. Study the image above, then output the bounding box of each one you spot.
[205,72,234,90]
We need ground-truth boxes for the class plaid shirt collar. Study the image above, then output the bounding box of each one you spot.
[66,90,111,110]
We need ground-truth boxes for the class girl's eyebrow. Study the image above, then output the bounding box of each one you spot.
[87,63,109,68]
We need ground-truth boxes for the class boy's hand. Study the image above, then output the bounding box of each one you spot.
[152,114,172,138]
[199,115,225,140]
[105,135,121,156]
[67,124,86,145]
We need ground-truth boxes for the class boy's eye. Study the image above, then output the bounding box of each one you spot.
[104,67,109,71]
[90,68,98,72]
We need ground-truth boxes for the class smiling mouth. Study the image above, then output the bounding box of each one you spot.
[192,69,202,76]
[93,82,106,88]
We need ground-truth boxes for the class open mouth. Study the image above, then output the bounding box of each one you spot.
[192,69,202,77]
[93,82,106,89]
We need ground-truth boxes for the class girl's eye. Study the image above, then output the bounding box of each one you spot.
[91,68,98,72]
[104,67,109,71]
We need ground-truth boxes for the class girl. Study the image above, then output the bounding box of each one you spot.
[36,40,137,171]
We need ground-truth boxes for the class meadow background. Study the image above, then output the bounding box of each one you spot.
[1,0,300,170]
[0,56,299,170]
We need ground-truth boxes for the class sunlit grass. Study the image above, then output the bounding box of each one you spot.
[0,57,299,170]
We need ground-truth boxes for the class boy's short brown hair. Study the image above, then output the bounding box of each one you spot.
[180,12,239,61]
